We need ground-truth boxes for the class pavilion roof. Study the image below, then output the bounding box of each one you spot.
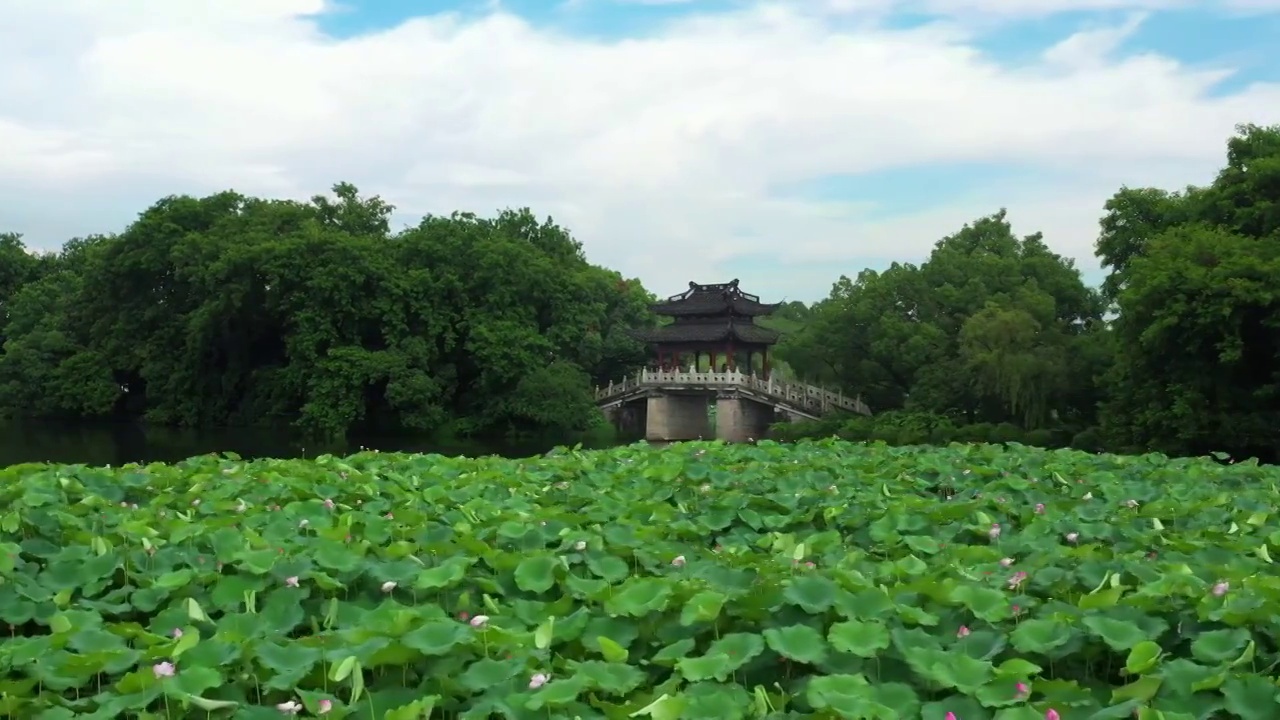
[649,279,781,317]
[627,319,780,345]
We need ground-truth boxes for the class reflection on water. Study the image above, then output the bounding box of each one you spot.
[0,419,625,467]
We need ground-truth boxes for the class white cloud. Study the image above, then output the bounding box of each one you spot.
[0,1,1277,300]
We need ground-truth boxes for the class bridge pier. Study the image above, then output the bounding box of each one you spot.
[603,403,646,438]
[645,395,710,441]
[715,396,776,442]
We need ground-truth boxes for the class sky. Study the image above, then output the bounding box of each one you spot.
[2,1,1279,302]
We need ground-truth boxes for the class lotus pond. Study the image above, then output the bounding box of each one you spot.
[0,439,1277,718]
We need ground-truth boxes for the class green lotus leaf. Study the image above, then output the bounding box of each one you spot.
[573,660,645,694]
[651,638,697,664]
[950,584,1012,622]
[1010,618,1076,655]
[4,439,1280,714]
[927,651,993,693]
[595,635,628,662]
[411,560,463,592]
[1220,675,1280,720]
[1191,628,1251,663]
[783,575,841,613]
[401,619,472,656]
[1125,640,1163,674]
[168,664,223,696]
[253,641,321,688]
[993,658,1043,678]
[584,553,629,583]
[603,578,671,617]
[458,658,522,693]
[806,674,885,717]
[514,555,560,593]
[564,573,608,597]
[903,535,942,555]
[921,695,992,720]
[154,569,195,590]
[260,589,306,634]
[676,652,738,682]
[679,590,728,625]
[763,624,828,664]
[1082,616,1149,651]
[385,697,439,720]
[989,707,1049,720]
[524,674,590,709]
[682,682,753,717]
[828,619,890,657]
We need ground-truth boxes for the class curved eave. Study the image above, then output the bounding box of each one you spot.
[648,299,782,317]
[626,324,780,345]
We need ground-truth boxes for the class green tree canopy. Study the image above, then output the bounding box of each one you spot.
[0,186,654,439]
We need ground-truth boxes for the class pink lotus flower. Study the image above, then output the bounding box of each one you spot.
[1046,710,1060,720]
[988,523,1001,540]
[1008,571,1028,589]
[1212,581,1229,597]
[323,498,335,510]
[318,699,332,714]
[945,713,957,720]
[1034,503,1045,514]
[672,556,686,567]
[1000,557,1014,567]
[469,615,489,627]
[285,576,299,587]
[529,672,550,689]
[153,662,175,678]
[1016,681,1029,696]
[956,625,970,638]
[171,628,182,639]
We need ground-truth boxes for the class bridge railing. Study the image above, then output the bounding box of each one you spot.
[594,367,871,417]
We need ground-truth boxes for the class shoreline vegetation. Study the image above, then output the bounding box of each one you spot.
[0,439,1269,716]
[0,124,1277,464]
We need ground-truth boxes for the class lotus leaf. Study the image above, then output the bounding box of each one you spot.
[0,438,1276,717]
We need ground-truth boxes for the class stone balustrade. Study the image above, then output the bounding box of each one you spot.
[595,367,871,417]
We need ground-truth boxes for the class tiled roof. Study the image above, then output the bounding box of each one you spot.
[650,279,780,317]
[628,320,780,345]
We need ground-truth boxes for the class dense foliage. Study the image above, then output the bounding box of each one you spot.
[0,185,654,439]
[0,440,1274,717]
[2,124,1278,461]
[775,123,1280,462]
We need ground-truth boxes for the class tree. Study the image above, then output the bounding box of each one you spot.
[0,185,656,441]
[780,210,1102,427]
[1099,123,1280,460]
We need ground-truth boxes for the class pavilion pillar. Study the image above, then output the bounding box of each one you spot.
[763,348,771,379]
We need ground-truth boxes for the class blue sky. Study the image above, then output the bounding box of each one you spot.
[2,0,1279,301]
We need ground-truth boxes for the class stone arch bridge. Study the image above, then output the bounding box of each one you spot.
[596,367,871,443]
